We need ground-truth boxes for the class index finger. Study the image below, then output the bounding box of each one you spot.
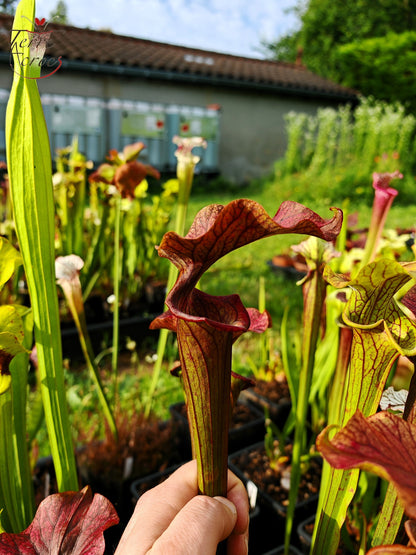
[115,460,249,554]
[116,461,199,554]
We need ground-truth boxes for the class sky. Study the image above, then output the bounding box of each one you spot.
[32,0,300,59]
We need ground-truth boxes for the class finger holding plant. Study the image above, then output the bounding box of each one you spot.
[150,199,342,499]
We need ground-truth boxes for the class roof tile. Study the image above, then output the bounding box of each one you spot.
[0,13,357,99]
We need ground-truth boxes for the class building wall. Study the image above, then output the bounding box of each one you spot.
[0,67,346,183]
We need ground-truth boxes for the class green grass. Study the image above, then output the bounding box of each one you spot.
[50,173,416,450]
[182,175,416,331]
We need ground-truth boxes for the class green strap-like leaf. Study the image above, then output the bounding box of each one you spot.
[0,305,33,532]
[372,484,404,548]
[9,307,35,531]
[6,0,78,492]
[284,237,329,553]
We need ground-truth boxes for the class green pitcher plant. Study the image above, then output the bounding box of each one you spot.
[55,255,117,439]
[312,257,416,554]
[318,409,416,554]
[307,170,406,554]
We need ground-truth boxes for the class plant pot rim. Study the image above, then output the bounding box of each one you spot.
[130,462,184,501]
[229,441,320,517]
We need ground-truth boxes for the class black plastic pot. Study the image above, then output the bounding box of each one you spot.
[61,314,159,359]
[130,462,184,503]
[297,514,315,554]
[229,442,320,521]
[263,546,303,555]
[241,386,291,427]
[169,397,265,455]
[297,514,360,555]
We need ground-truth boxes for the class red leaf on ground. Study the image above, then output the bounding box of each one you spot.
[0,486,119,554]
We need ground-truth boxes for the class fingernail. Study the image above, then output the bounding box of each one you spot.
[213,496,237,516]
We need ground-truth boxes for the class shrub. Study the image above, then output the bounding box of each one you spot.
[276,98,416,205]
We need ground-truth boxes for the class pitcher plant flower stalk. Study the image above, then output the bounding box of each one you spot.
[145,136,207,418]
[6,0,78,492]
[55,255,118,440]
[173,135,207,228]
[283,237,339,554]
[150,199,342,498]
[112,192,121,402]
[312,258,416,555]
[89,142,160,406]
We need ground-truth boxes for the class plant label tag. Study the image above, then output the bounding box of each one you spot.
[246,479,258,510]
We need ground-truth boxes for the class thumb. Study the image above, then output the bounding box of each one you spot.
[149,495,237,554]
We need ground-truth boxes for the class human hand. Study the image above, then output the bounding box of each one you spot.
[115,460,249,555]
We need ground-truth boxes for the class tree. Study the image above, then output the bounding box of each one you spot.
[264,0,416,108]
[298,0,416,79]
[49,0,69,25]
[261,1,304,62]
[334,31,416,112]
[261,32,300,64]
[0,0,17,14]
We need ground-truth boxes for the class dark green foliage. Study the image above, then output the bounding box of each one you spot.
[265,0,416,107]
[263,31,301,64]
[275,98,416,206]
[49,0,69,24]
[334,32,416,112]
[0,0,17,14]
[299,0,416,78]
